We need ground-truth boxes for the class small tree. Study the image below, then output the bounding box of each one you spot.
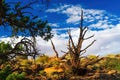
[0,42,12,65]
[0,0,53,40]
[0,0,53,61]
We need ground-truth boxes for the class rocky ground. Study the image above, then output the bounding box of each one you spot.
[70,70,120,80]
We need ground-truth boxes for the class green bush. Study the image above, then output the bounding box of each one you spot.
[39,70,46,76]
[0,42,12,53]
[50,60,60,67]
[6,72,26,80]
[0,42,13,64]
[36,55,49,64]
[0,66,12,80]
[104,57,120,71]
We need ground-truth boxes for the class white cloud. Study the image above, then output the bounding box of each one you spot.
[1,24,120,56]
[46,4,70,13]
[39,24,120,56]
[46,4,120,29]
[89,22,114,29]
[89,24,120,55]
[48,23,59,27]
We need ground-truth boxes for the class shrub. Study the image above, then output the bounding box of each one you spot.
[50,60,60,67]
[0,66,12,80]
[0,42,12,53]
[6,72,26,80]
[39,70,46,76]
[0,42,12,64]
[36,55,49,64]
[48,58,61,67]
[104,57,120,71]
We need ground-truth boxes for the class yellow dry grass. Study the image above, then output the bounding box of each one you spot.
[44,67,63,74]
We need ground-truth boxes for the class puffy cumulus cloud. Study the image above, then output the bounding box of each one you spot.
[88,24,120,56]
[46,4,120,29]
[61,6,106,24]
[35,24,120,56]
[1,24,120,56]
[89,22,114,29]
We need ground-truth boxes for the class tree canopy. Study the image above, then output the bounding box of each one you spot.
[0,0,53,40]
[0,0,53,64]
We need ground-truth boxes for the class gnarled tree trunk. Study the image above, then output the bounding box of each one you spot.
[67,10,96,75]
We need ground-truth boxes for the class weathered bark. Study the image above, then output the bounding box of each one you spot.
[67,10,96,75]
[50,39,59,58]
[70,53,80,68]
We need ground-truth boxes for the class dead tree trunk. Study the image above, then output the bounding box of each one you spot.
[67,10,96,74]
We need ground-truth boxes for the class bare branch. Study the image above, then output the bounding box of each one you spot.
[80,50,86,56]
[83,26,87,31]
[81,40,96,53]
[68,31,76,52]
[67,35,74,54]
[0,38,38,60]
[82,29,88,38]
[80,9,83,28]
[84,35,94,40]
[77,10,84,49]
[60,51,69,60]
[50,39,59,58]
[61,50,67,54]
[83,57,103,68]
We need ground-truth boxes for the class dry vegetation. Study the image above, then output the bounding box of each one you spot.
[1,54,120,80]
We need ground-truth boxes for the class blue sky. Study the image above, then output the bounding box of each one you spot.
[1,0,120,56]
[50,0,120,14]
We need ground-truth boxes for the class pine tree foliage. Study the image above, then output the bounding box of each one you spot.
[0,0,53,40]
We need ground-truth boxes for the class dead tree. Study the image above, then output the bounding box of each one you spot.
[50,10,96,62]
[50,10,103,75]
[67,10,96,71]
[0,38,39,65]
